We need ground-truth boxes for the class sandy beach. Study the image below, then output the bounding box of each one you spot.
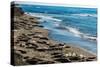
[11,4,97,66]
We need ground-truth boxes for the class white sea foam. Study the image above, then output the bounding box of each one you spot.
[72,14,97,17]
[82,35,97,40]
[26,12,62,22]
[65,26,82,37]
[65,26,97,41]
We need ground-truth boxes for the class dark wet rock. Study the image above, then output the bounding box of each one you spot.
[52,54,65,58]
[26,46,37,49]
[57,43,64,46]
[18,34,30,42]
[51,52,62,55]
[37,41,47,44]
[24,56,29,59]
[54,58,71,63]
[27,33,35,36]
[87,57,96,59]
[39,37,49,40]
[38,25,44,28]
[85,57,96,61]
[64,46,71,48]
[26,42,38,48]
[11,5,24,17]
[36,48,47,52]
[38,61,55,64]
[35,32,42,34]
[32,25,39,27]
[26,59,38,64]
[49,45,63,49]
[26,58,42,64]
[29,17,35,20]
[19,43,26,47]
[86,59,94,61]
[36,47,61,52]
[68,56,81,61]
[49,45,56,48]
[18,50,27,54]
[50,47,62,51]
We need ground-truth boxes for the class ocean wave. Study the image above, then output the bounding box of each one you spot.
[71,14,97,17]
[25,12,62,22]
[65,27,82,37]
[65,26,97,41]
[55,25,97,41]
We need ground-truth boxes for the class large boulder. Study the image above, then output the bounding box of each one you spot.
[11,3,24,17]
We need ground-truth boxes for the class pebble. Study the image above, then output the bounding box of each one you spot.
[79,54,84,58]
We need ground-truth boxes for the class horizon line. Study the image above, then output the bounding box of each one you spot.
[12,1,97,8]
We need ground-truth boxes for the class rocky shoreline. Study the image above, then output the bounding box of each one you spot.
[11,5,97,66]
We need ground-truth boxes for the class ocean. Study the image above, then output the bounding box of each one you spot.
[17,4,97,54]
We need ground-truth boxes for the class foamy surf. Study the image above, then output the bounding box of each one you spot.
[54,24,97,41]
[65,26,97,41]
[71,14,97,17]
[25,12,62,22]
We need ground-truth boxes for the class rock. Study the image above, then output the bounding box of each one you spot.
[24,56,29,59]
[85,57,96,61]
[27,33,35,36]
[38,25,44,28]
[18,34,30,42]
[39,37,49,40]
[26,58,42,64]
[87,57,96,59]
[54,58,71,63]
[65,54,69,57]
[11,4,24,17]
[58,43,64,46]
[51,52,62,55]
[26,59,38,64]
[79,54,84,58]
[51,47,62,51]
[68,52,72,57]
[49,45,56,48]
[29,17,35,20]
[19,42,26,47]
[38,61,55,64]
[33,34,43,38]
[68,56,81,61]
[26,42,38,49]
[36,48,46,52]
[86,59,94,61]
[37,41,47,44]
[18,50,27,54]
[72,53,77,57]
[64,46,71,48]
[52,54,65,58]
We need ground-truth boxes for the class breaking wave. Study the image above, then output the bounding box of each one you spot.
[55,25,97,41]
[71,14,97,17]
[65,26,97,41]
